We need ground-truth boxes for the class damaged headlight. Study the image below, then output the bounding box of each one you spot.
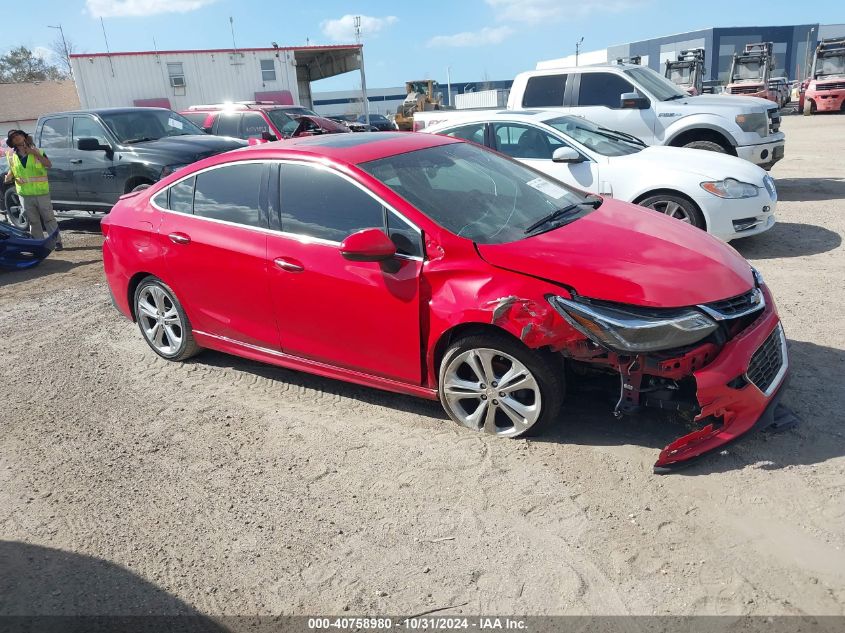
[548,296,718,353]
[700,178,759,199]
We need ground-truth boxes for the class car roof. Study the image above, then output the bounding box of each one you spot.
[43,107,174,117]
[226,131,459,165]
[426,110,568,128]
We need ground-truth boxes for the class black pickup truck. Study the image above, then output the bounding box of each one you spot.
[1,107,246,230]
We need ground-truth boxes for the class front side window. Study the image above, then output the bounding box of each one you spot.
[266,109,296,134]
[492,123,565,160]
[214,114,241,138]
[543,116,643,157]
[260,59,276,82]
[624,67,685,101]
[241,112,270,139]
[72,116,110,146]
[193,164,263,227]
[386,211,422,258]
[522,74,567,107]
[360,142,598,244]
[577,73,637,108]
[441,123,485,145]
[278,163,385,242]
[99,110,204,143]
[39,117,69,149]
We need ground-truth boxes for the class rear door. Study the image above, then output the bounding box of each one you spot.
[154,161,278,348]
[212,113,243,139]
[570,72,656,144]
[266,161,423,383]
[35,116,75,204]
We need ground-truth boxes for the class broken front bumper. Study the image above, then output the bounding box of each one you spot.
[654,292,788,472]
[0,224,58,270]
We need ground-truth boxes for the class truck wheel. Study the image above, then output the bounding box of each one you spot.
[804,100,815,116]
[3,188,29,231]
[131,183,152,192]
[681,140,727,153]
[638,193,706,230]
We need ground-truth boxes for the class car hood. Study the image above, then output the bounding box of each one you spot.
[119,135,247,162]
[668,94,774,113]
[608,145,769,182]
[475,198,753,308]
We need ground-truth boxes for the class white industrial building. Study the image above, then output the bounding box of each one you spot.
[69,45,364,112]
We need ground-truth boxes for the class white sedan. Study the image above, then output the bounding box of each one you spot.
[422,111,777,241]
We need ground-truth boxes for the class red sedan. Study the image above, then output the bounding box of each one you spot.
[101,132,789,472]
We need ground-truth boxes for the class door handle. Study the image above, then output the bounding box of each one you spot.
[168,232,191,245]
[274,257,304,272]
[70,159,82,164]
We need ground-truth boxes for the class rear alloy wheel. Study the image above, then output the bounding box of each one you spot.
[639,193,705,230]
[134,278,200,361]
[439,334,564,438]
[804,100,816,116]
[4,188,28,231]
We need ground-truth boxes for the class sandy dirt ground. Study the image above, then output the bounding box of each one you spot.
[1,115,844,621]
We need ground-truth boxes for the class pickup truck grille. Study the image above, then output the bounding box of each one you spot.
[746,325,786,396]
[816,81,845,91]
[768,108,780,134]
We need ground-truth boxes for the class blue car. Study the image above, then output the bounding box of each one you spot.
[0,222,58,270]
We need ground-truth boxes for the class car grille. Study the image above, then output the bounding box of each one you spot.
[768,108,781,134]
[746,325,786,395]
[699,288,765,321]
[816,81,845,91]
[731,85,762,95]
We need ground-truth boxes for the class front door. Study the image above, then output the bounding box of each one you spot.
[35,116,75,204]
[266,161,423,384]
[71,115,121,207]
[490,122,601,193]
[153,161,278,349]
[571,72,657,145]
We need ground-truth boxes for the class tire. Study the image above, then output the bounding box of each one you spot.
[438,333,564,438]
[638,193,706,230]
[133,277,201,361]
[681,139,727,153]
[3,187,28,231]
[804,100,815,116]
[131,183,152,193]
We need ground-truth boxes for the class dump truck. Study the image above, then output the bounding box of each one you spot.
[665,48,706,95]
[804,37,845,115]
[394,80,444,131]
[725,42,779,104]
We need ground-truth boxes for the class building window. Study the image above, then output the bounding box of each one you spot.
[260,59,276,82]
[167,62,185,87]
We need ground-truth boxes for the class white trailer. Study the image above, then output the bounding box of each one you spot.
[454,89,509,110]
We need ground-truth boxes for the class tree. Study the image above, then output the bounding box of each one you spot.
[0,46,67,82]
[49,36,76,77]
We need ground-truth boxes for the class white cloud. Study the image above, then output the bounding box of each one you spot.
[85,0,219,18]
[485,0,645,24]
[33,46,54,62]
[320,15,398,43]
[426,26,514,48]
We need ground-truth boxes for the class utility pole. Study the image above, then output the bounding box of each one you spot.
[354,16,370,127]
[48,24,72,77]
[804,27,816,80]
[575,37,584,67]
[447,66,452,107]
[229,16,239,52]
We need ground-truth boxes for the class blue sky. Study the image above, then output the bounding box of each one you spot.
[16,0,845,91]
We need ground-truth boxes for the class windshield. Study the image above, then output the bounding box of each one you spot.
[732,60,762,82]
[282,106,318,116]
[544,116,643,157]
[362,114,388,122]
[624,67,686,101]
[265,109,296,132]
[100,110,205,143]
[360,142,598,244]
[816,55,845,77]
[668,66,692,86]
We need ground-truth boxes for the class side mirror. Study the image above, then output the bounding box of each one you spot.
[77,137,110,152]
[620,92,650,109]
[552,147,585,163]
[261,131,278,142]
[340,228,396,262]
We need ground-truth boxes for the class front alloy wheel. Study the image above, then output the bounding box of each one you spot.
[134,278,200,361]
[639,193,705,230]
[439,334,564,438]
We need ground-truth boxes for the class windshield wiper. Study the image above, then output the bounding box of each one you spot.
[524,198,601,235]
[663,94,685,101]
[595,127,647,147]
[124,136,157,144]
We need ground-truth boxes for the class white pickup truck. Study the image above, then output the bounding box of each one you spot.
[415,63,785,170]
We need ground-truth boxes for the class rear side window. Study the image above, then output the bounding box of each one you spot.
[577,73,636,108]
[39,117,69,149]
[153,176,195,214]
[279,163,385,242]
[441,123,485,145]
[194,164,263,227]
[214,114,241,137]
[522,74,567,107]
[181,112,209,128]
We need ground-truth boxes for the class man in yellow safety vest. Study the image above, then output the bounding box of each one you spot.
[4,129,63,250]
